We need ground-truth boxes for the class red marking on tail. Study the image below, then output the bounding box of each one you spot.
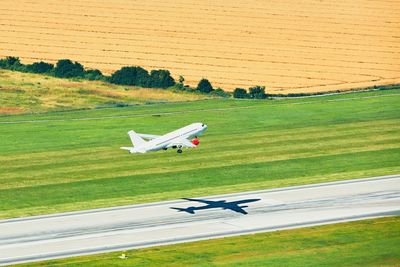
[191,138,200,146]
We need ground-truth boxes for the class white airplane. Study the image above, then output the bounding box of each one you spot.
[121,122,208,154]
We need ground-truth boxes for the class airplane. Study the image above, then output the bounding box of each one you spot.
[120,122,208,154]
[170,198,261,214]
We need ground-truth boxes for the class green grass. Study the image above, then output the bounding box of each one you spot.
[0,89,399,218]
[0,69,210,114]
[18,216,400,266]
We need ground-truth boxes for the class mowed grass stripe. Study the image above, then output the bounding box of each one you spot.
[1,93,399,155]
[0,118,399,159]
[0,89,397,123]
[2,139,399,190]
[0,148,398,214]
[1,118,398,168]
[2,143,399,191]
[1,129,399,182]
[1,127,398,175]
[1,122,399,187]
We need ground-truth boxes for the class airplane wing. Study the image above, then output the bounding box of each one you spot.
[183,198,216,204]
[137,133,160,140]
[167,138,196,148]
[231,199,261,205]
[228,205,248,214]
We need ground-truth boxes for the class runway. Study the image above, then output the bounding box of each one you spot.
[0,175,399,266]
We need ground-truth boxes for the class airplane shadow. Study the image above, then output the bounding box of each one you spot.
[170,197,261,215]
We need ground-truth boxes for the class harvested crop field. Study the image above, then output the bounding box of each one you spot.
[1,0,399,93]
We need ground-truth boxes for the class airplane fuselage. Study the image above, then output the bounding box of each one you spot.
[146,123,206,151]
[127,123,208,153]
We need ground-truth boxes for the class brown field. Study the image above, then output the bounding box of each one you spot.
[1,0,399,93]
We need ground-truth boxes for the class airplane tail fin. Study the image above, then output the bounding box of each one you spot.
[170,207,195,214]
[128,130,146,147]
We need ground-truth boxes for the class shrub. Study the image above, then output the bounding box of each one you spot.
[212,88,231,97]
[249,85,266,99]
[0,56,23,70]
[109,66,150,87]
[26,61,54,73]
[173,83,185,90]
[84,69,104,81]
[150,69,175,88]
[233,88,249,98]
[197,78,213,93]
[54,59,84,78]
[5,56,21,66]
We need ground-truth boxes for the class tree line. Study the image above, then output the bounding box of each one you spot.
[233,86,267,99]
[0,56,267,99]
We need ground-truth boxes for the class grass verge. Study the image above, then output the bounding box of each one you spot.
[0,69,210,114]
[17,216,400,266]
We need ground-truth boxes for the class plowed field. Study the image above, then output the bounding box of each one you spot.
[1,0,399,93]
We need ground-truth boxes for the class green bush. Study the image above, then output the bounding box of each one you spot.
[197,78,213,93]
[54,59,85,78]
[4,56,21,66]
[249,85,266,99]
[172,83,185,91]
[212,88,231,97]
[233,88,249,98]
[26,61,54,73]
[0,56,23,70]
[150,69,175,88]
[84,69,104,81]
[109,66,151,87]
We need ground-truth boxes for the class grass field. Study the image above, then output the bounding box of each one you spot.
[0,89,399,219]
[0,69,209,114]
[17,216,400,266]
[1,0,399,93]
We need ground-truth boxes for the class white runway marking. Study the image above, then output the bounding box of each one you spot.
[0,174,399,265]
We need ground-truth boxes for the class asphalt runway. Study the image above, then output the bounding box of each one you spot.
[0,175,399,265]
